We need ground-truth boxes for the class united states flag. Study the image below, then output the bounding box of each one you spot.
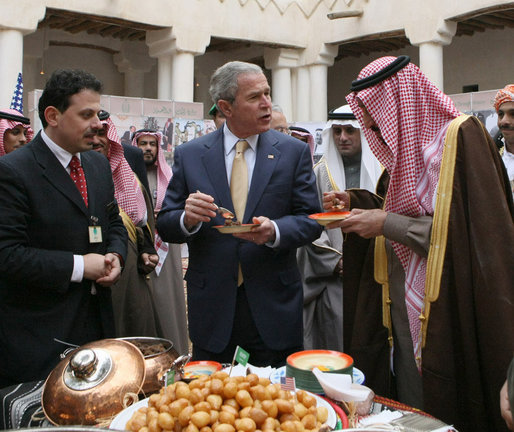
[10,73,24,113]
[280,376,296,392]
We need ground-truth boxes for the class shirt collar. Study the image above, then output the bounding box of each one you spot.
[41,130,80,169]
[222,124,258,155]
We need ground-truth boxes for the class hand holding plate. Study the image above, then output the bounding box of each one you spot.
[327,208,387,238]
[232,216,272,245]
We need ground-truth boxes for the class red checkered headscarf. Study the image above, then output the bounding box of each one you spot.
[0,109,34,156]
[494,84,514,112]
[347,57,460,369]
[132,130,172,274]
[100,118,146,226]
[131,130,172,213]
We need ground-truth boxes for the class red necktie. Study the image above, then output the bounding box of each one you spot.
[69,156,88,207]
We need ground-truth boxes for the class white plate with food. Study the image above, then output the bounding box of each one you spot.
[109,391,336,430]
[212,223,260,233]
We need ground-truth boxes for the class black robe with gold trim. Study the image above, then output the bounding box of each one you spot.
[349,116,514,431]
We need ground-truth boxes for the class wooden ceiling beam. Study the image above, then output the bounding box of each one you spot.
[473,15,513,27]
[456,23,478,36]
[99,25,122,37]
[65,20,99,34]
[85,22,110,34]
[128,32,146,41]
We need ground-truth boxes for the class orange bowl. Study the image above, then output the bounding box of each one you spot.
[183,360,222,380]
[308,211,351,226]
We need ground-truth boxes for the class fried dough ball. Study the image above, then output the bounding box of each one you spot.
[125,374,329,432]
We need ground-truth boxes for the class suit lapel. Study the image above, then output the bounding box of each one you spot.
[245,131,279,222]
[32,135,89,215]
[202,130,233,210]
[81,151,100,216]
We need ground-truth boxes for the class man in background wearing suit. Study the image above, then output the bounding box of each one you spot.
[156,61,322,367]
[0,69,127,387]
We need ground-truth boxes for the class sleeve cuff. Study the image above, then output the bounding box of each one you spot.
[72,255,84,282]
[180,211,202,235]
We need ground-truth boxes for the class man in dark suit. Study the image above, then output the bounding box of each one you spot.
[0,69,127,387]
[156,61,322,367]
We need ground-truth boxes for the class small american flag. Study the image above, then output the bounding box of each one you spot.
[280,376,296,392]
[10,73,24,113]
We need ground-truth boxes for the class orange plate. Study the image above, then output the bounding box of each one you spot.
[183,361,222,379]
[213,223,260,233]
[308,211,350,226]
[287,350,353,371]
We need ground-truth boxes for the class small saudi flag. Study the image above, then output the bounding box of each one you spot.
[234,345,250,366]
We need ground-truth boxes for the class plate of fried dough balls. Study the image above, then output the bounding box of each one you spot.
[110,371,336,432]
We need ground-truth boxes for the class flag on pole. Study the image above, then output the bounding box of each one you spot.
[10,73,24,114]
[280,376,296,392]
[234,345,250,366]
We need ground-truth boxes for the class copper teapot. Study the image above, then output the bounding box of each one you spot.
[120,336,191,394]
[42,339,145,425]
[42,337,191,426]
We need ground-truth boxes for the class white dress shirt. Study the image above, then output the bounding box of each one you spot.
[181,124,280,246]
[41,130,85,282]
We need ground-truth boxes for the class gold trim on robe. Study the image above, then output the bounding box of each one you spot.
[119,209,138,244]
[374,234,393,347]
[422,114,470,346]
[374,115,473,349]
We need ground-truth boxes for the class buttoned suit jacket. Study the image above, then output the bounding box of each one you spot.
[0,133,127,386]
[156,128,323,353]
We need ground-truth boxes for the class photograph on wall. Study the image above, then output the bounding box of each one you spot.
[172,118,206,149]
[291,121,326,163]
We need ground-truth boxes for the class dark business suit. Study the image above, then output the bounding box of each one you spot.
[157,128,322,360]
[0,133,127,387]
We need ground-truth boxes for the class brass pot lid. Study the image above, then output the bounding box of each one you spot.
[42,339,145,426]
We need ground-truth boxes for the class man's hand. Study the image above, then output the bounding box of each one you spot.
[140,252,159,274]
[84,253,122,286]
[500,379,514,430]
[95,253,122,286]
[327,208,387,238]
[334,257,343,276]
[83,253,111,281]
[233,216,275,245]
[183,190,217,229]
[323,191,350,210]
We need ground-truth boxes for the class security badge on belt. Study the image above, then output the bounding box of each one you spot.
[89,216,102,243]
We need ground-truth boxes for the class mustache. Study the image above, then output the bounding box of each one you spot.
[84,128,102,137]
[371,126,380,132]
[499,125,514,131]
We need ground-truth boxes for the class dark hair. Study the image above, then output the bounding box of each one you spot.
[38,69,103,128]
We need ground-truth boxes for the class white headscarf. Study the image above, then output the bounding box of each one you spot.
[319,104,382,193]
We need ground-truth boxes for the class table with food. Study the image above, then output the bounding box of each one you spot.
[0,338,456,431]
